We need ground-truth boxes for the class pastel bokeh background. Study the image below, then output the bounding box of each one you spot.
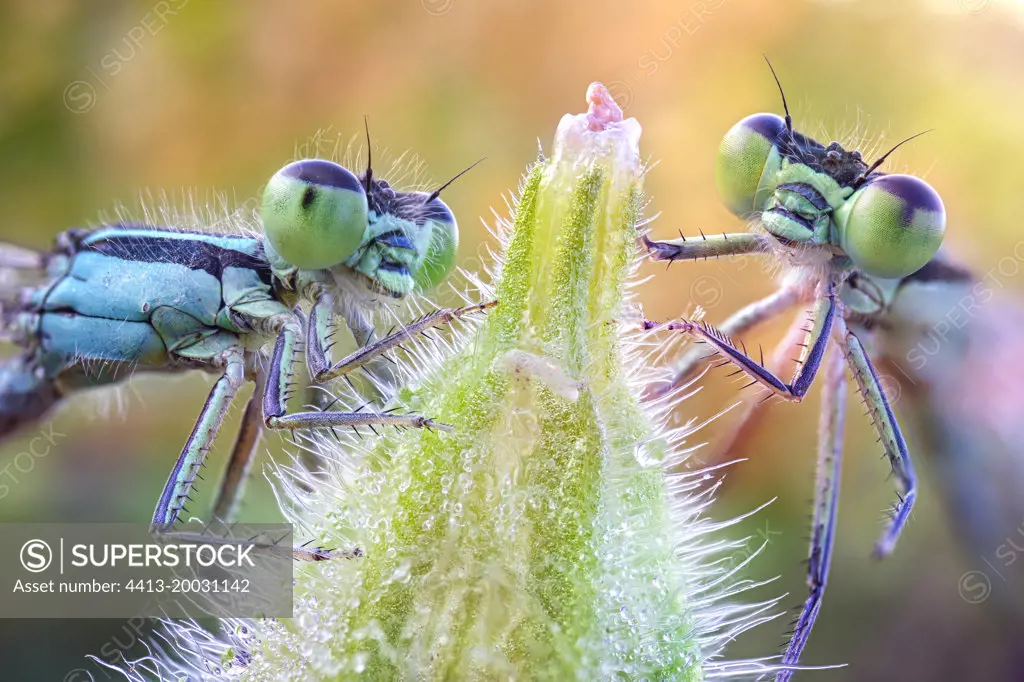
[0,0,1022,678]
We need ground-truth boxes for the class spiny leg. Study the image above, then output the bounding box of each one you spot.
[265,318,451,433]
[211,370,265,523]
[308,295,496,384]
[310,292,400,401]
[690,309,814,467]
[644,285,800,400]
[654,278,838,402]
[301,293,431,469]
[298,296,492,475]
[152,349,246,529]
[838,318,917,558]
[642,231,771,262]
[777,342,847,682]
[152,351,356,562]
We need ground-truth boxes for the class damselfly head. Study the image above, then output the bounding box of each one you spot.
[714,65,946,280]
[260,151,461,297]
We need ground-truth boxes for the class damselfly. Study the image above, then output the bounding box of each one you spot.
[642,62,945,678]
[0,135,490,560]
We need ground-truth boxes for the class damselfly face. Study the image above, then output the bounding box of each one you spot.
[262,158,458,297]
[347,180,458,297]
[716,112,946,279]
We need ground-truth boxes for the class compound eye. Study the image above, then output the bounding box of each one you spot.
[261,159,368,270]
[412,195,458,292]
[715,113,787,217]
[840,174,945,279]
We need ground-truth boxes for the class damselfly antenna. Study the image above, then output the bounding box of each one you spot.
[363,115,373,192]
[853,129,932,187]
[426,157,486,204]
[764,55,792,135]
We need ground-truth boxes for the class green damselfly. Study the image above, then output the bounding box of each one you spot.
[0,133,491,560]
[642,62,946,678]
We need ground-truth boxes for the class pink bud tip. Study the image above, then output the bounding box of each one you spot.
[585,82,623,132]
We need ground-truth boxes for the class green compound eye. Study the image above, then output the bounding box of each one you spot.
[715,113,786,217]
[261,159,368,270]
[412,194,459,292]
[837,174,945,279]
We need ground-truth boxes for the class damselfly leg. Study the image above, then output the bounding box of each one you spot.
[839,318,917,559]
[643,282,800,400]
[778,341,845,681]
[307,298,495,385]
[211,371,266,523]
[641,231,770,262]
[152,303,492,560]
[148,349,344,561]
[650,279,838,403]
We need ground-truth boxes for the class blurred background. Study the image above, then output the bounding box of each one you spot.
[1,0,1022,679]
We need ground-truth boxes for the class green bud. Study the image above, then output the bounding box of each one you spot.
[157,84,766,682]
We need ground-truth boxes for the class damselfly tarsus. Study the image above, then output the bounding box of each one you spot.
[0,135,492,560]
[642,62,945,679]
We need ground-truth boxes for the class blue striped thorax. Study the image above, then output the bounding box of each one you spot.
[21,227,288,377]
